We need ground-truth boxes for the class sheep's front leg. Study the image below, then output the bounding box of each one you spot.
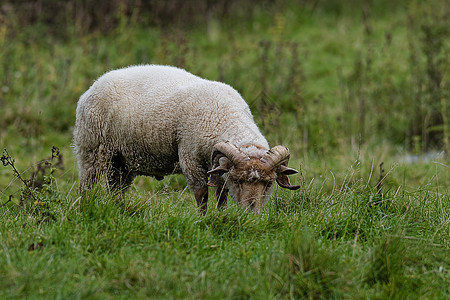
[194,187,208,214]
[215,183,228,208]
[178,148,209,214]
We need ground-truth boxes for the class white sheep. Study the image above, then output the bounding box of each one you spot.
[73,65,299,212]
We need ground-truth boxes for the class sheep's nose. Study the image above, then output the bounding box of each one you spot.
[250,199,261,214]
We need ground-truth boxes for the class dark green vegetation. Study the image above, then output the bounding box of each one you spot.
[1,0,449,298]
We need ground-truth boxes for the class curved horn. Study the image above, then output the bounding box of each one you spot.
[211,141,249,166]
[276,166,301,190]
[261,145,301,190]
[207,142,249,187]
[260,145,291,167]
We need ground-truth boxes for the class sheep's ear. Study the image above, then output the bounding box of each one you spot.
[278,165,298,175]
[207,158,232,187]
[207,157,232,175]
[207,167,228,187]
[276,165,300,190]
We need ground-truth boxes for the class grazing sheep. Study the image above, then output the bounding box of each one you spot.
[74,65,300,212]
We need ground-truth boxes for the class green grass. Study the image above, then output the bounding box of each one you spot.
[0,170,448,298]
[1,0,449,298]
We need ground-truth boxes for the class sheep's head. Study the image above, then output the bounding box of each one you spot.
[207,142,300,212]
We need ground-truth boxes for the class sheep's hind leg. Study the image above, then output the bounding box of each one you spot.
[76,147,101,193]
[78,166,97,192]
[106,151,135,193]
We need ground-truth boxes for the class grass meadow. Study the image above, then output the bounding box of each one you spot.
[0,0,449,298]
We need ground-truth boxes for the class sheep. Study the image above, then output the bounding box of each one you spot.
[73,65,300,213]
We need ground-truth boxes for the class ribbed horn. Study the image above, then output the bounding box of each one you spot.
[260,145,291,167]
[261,145,300,190]
[211,141,249,167]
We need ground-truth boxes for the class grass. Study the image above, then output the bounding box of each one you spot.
[0,146,448,298]
[1,0,449,298]
[0,170,448,298]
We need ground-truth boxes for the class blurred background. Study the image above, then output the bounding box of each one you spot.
[0,0,449,192]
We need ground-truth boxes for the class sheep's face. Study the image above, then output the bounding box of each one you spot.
[208,142,300,213]
[223,159,276,213]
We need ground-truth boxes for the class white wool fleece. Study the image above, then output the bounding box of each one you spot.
[74,65,269,192]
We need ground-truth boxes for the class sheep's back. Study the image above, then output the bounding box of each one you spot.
[75,65,268,174]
